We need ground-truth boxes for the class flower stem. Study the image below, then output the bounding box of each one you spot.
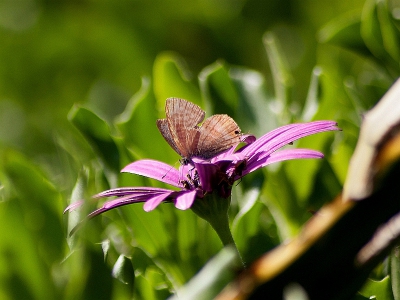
[191,193,245,268]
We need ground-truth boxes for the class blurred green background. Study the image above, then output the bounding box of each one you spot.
[0,0,398,299]
[0,0,367,164]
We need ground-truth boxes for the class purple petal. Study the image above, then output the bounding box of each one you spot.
[211,134,256,162]
[88,191,174,218]
[241,134,257,144]
[241,121,339,158]
[64,190,166,214]
[179,163,194,177]
[121,159,181,188]
[94,187,172,199]
[268,148,324,161]
[64,200,84,213]
[143,192,174,212]
[213,153,246,163]
[243,149,324,176]
[210,147,237,161]
[193,160,220,192]
[174,190,198,210]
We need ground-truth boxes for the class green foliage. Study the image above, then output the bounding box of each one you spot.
[359,276,394,300]
[0,0,399,299]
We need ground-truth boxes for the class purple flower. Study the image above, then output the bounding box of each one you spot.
[65,121,340,219]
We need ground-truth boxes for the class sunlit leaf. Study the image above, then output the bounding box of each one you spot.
[301,66,323,122]
[69,105,121,174]
[359,276,394,300]
[115,77,177,163]
[112,255,135,286]
[153,52,202,110]
[0,150,64,299]
[168,246,240,300]
[263,31,294,108]
[198,61,239,116]
[229,67,278,136]
[318,12,369,54]
[391,247,400,300]
[262,168,303,239]
[361,0,400,73]
[134,275,158,300]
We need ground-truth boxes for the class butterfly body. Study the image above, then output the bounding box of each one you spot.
[157,98,242,162]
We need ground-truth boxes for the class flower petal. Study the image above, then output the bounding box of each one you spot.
[174,190,198,210]
[143,192,174,212]
[241,121,339,158]
[213,153,246,163]
[94,187,172,199]
[211,134,256,162]
[65,187,173,215]
[121,159,181,188]
[243,148,324,176]
[89,191,174,217]
[268,148,324,161]
[241,134,257,144]
[64,200,84,213]
[193,160,220,192]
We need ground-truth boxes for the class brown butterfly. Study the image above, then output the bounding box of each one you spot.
[156,98,242,162]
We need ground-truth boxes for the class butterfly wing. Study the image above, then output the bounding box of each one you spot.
[157,98,241,160]
[156,119,184,157]
[164,98,205,158]
[196,114,241,158]
[165,98,205,128]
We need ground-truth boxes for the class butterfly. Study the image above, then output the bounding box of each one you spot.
[156,98,242,163]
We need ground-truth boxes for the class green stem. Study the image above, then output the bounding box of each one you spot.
[191,193,245,268]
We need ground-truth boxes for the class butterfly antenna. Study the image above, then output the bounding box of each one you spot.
[162,165,173,179]
[162,160,180,179]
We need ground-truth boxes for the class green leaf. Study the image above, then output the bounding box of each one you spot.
[232,189,277,263]
[167,246,240,300]
[318,12,369,55]
[362,0,387,59]
[153,52,201,110]
[101,239,111,261]
[66,170,88,248]
[263,31,294,107]
[229,66,278,137]
[118,207,171,257]
[175,209,212,273]
[118,205,187,287]
[200,60,279,136]
[376,0,400,62]
[232,186,261,235]
[301,66,323,122]
[361,0,400,74]
[82,246,113,300]
[284,133,340,206]
[112,255,135,285]
[2,150,64,262]
[115,77,177,163]
[262,168,303,239]
[69,105,120,174]
[284,69,343,203]
[198,61,239,116]
[134,275,158,300]
[131,265,172,300]
[391,247,400,300]
[0,150,64,299]
[359,276,394,300]
[231,185,264,259]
